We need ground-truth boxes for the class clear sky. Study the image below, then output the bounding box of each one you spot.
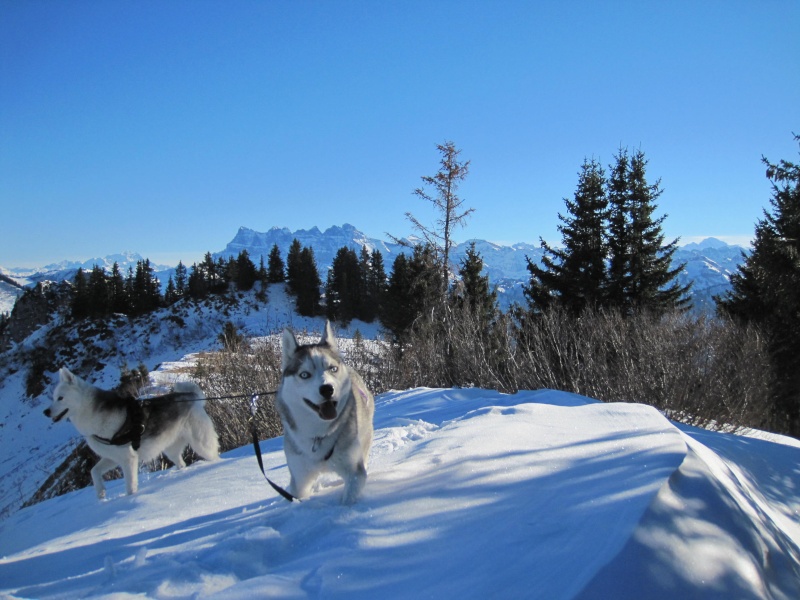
[1,1,798,269]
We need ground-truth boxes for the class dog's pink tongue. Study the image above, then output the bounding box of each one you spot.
[320,401,337,420]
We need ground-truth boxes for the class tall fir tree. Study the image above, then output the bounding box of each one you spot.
[285,239,303,296]
[235,249,258,291]
[525,158,609,315]
[456,242,498,322]
[294,246,322,317]
[87,265,110,317]
[326,246,362,324]
[173,261,188,299]
[71,268,89,319]
[109,262,128,313]
[606,148,690,315]
[381,244,443,342]
[363,248,387,323]
[267,244,286,283]
[717,135,800,436]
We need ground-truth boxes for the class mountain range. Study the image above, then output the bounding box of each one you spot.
[1,224,748,315]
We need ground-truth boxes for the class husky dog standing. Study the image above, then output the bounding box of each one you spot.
[44,367,220,499]
[277,322,375,504]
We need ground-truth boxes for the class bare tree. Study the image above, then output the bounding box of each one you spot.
[398,141,474,285]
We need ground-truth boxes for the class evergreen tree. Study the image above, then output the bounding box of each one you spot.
[130,259,161,315]
[381,244,443,342]
[606,148,632,309]
[174,261,188,299]
[267,244,286,283]
[188,263,208,299]
[606,148,690,314]
[235,249,258,291]
[286,239,303,296]
[364,248,387,323]
[294,246,322,317]
[109,262,128,313]
[164,276,178,305]
[71,268,89,319]
[525,158,609,315]
[717,135,800,436]
[87,265,110,317]
[456,242,498,322]
[326,246,362,324]
[381,253,415,341]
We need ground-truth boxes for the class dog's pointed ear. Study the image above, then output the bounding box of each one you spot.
[321,320,340,353]
[281,328,299,371]
[59,367,76,384]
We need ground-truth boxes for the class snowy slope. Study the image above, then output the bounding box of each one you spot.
[1,388,798,599]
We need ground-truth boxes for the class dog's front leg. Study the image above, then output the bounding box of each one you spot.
[91,457,118,499]
[286,453,317,500]
[120,451,139,495]
[341,461,367,505]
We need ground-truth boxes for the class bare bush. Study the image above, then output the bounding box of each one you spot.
[193,338,283,453]
[377,304,774,432]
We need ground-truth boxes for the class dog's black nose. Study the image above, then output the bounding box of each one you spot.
[319,384,334,400]
[43,408,51,417]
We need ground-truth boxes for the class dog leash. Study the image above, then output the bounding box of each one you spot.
[248,393,298,502]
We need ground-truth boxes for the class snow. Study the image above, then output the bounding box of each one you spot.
[1,387,798,599]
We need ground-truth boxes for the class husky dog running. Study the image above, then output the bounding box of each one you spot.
[44,367,220,499]
[277,321,375,504]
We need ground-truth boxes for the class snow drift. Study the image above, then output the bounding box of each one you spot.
[1,388,798,599]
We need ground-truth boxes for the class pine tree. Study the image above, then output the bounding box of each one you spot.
[87,265,110,317]
[130,259,161,315]
[174,261,188,299]
[717,135,800,436]
[456,242,498,322]
[286,239,303,296]
[164,276,178,305]
[606,148,691,315]
[364,248,387,323]
[267,244,286,283]
[525,158,608,315]
[71,268,89,319]
[188,263,208,299]
[294,246,322,317]
[235,249,258,291]
[381,253,415,342]
[326,246,362,324]
[109,262,128,313]
[381,244,443,342]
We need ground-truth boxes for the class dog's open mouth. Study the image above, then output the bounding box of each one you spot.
[52,408,69,423]
[304,398,337,421]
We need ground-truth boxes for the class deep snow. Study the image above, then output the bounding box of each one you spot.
[1,387,798,599]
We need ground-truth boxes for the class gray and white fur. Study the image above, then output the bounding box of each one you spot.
[44,367,220,499]
[277,321,375,504]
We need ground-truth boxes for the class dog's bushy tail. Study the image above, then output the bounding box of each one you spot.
[176,382,221,461]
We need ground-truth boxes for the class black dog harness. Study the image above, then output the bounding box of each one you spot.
[93,397,147,451]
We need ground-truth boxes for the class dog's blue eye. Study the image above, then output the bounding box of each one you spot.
[299,372,311,379]
[329,366,338,373]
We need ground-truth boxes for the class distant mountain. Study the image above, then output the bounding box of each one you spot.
[0,225,748,315]
[214,224,745,314]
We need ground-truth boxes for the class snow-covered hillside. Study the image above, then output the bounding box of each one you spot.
[1,387,798,599]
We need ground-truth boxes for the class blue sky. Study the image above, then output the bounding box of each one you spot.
[1,1,798,269]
